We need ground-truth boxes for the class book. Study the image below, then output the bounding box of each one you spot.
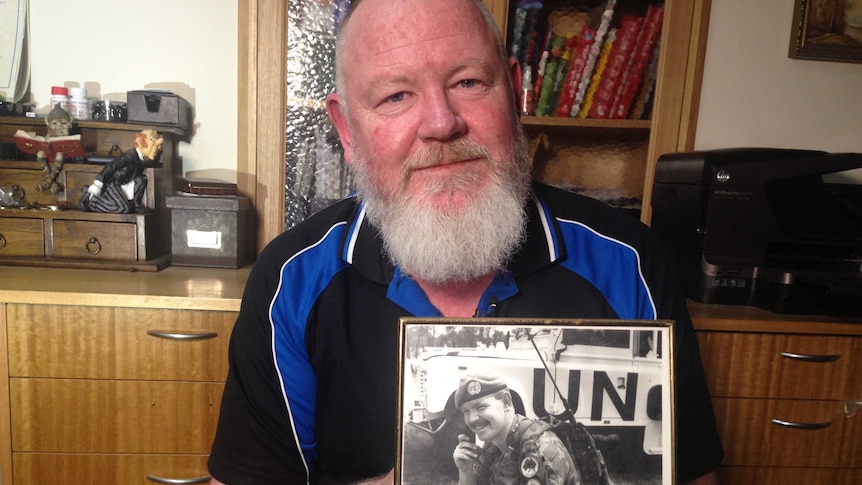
[534,34,567,116]
[530,25,555,114]
[524,7,550,78]
[555,26,596,117]
[587,13,643,119]
[548,33,578,115]
[510,4,530,63]
[629,38,661,120]
[569,0,617,117]
[13,130,86,160]
[579,27,616,118]
[610,4,664,119]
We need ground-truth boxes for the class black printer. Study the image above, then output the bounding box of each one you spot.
[651,148,862,316]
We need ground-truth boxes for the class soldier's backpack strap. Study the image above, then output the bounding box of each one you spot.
[548,420,612,485]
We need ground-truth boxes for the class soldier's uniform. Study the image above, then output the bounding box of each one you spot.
[472,415,581,485]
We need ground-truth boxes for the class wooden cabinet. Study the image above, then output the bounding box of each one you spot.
[0,117,185,270]
[0,266,247,485]
[238,0,711,253]
[690,302,862,484]
[4,304,237,484]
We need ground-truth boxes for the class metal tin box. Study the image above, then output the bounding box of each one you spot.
[127,90,191,130]
[165,195,251,268]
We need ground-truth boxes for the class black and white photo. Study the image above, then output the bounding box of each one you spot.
[396,318,674,485]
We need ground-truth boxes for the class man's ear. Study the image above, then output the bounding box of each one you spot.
[326,93,353,165]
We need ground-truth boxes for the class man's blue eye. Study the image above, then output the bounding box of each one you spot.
[460,80,478,88]
[387,92,405,103]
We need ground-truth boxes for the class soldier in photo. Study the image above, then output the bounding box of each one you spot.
[453,372,581,485]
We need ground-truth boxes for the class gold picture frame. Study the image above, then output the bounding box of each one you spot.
[790,0,862,63]
[395,318,675,485]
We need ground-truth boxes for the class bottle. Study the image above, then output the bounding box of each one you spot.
[50,86,70,113]
[69,87,90,120]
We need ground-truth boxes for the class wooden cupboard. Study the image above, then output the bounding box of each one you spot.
[690,302,862,484]
[0,266,246,485]
[2,267,859,484]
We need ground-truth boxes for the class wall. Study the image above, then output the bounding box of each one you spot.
[28,0,238,178]
[27,1,861,180]
[696,0,862,157]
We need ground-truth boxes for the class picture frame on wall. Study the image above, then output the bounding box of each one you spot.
[790,0,862,63]
[395,317,675,485]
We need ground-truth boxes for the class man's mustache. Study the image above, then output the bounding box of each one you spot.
[402,138,492,174]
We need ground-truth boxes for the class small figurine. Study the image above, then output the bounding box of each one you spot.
[34,103,74,193]
[80,129,164,213]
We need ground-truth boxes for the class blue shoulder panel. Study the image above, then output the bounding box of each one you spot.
[555,217,657,320]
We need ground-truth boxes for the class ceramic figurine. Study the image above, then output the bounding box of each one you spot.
[80,129,164,213]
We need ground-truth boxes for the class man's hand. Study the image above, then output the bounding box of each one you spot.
[453,434,481,474]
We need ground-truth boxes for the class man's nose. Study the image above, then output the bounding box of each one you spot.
[465,412,481,426]
[417,90,466,142]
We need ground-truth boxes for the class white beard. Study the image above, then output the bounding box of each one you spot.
[352,132,532,284]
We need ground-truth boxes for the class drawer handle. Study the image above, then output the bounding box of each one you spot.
[847,401,862,418]
[779,351,840,362]
[86,237,102,254]
[147,329,219,340]
[771,418,832,430]
[146,474,211,484]
[0,233,6,249]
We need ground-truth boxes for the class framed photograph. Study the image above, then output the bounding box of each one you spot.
[789,0,862,63]
[395,318,675,485]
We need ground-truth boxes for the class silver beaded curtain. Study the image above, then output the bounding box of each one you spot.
[286,0,353,229]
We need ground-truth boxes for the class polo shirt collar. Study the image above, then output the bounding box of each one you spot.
[339,184,564,285]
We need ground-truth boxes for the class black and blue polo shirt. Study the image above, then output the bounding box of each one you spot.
[208,182,723,484]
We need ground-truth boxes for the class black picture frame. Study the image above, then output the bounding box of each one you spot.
[395,317,675,485]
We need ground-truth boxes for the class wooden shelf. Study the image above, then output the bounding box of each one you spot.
[1,116,188,138]
[521,115,652,131]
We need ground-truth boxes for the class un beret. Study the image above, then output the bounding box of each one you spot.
[454,372,508,408]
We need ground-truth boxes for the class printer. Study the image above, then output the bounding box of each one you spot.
[651,148,862,316]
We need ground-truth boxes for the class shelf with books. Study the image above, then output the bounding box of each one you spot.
[484,0,709,222]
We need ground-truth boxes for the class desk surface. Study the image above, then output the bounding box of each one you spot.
[0,265,249,311]
[1,266,860,332]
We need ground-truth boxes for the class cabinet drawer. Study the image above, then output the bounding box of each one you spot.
[14,452,210,485]
[698,332,861,399]
[7,304,235,381]
[63,167,101,204]
[11,378,223,453]
[713,397,861,468]
[51,219,137,260]
[717,465,861,485]
[0,168,58,207]
[0,218,44,257]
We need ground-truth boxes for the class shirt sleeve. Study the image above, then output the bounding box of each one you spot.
[644,231,725,481]
[208,253,317,484]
